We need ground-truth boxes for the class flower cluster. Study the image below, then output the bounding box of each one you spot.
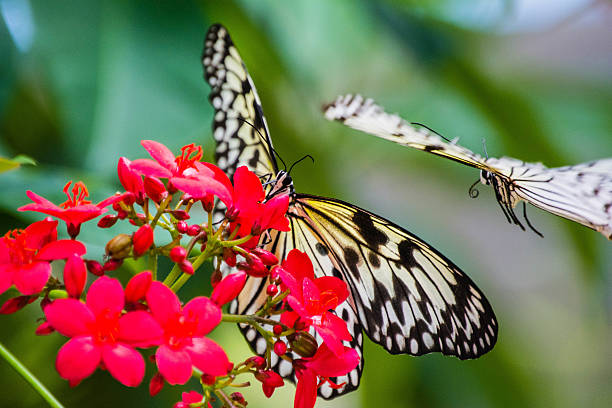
[0,140,359,408]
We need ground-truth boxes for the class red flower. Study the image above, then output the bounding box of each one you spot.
[229,166,290,248]
[63,254,86,298]
[294,343,360,408]
[18,181,122,238]
[129,141,233,206]
[278,250,351,356]
[210,271,247,306]
[124,271,152,304]
[0,219,86,296]
[255,369,284,398]
[174,391,210,408]
[117,158,145,204]
[146,281,230,385]
[132,224,154,257]
[44,277,163,386]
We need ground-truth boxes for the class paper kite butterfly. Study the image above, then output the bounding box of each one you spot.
[324,94,612,240]
[201,24,498,399]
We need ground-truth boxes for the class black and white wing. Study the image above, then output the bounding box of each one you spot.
[324,94,612,239]
[202,23,278,181]
[485,157,612,239]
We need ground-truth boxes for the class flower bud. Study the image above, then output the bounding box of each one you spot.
[35,321,54,336]
[103,258,123,272]
[97,214,118,228]
[223,248,236,267]
[288,331,318,358]
[122,192,136,206]
[269,265,283,282]
[169,246,187,263]
[117,209,128,219]
[225,206,239,222]
[211,272,247,306]
[251,248,278,266]
[106,234,132,260]
[273,340,287,356]
[255,370,284,398]
[86,260,104,276]
[149,373,164,396]
[67,222,81,239]
[201,194,214,213]
[133,224,154,257]
[186,224,201,236]
[237,257,268,278]
[64,254,87,298]
[266,284,278,297]
[144,176,168,204]
[0,295,33,314]
[125,271,153,303]
[179,260,194,275]
[246,356,266,370]
[201,374,215,386]
[210,269,222,288]
[230,392,246,406]
[250,221,262,237]
[169,210,190,221]
[118,157,144,203]
[176,221,188,234]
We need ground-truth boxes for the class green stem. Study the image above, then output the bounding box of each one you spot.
[0,342,64,408]
[150,196,172,229]
[162,264,182,287]
[169,272,191,292]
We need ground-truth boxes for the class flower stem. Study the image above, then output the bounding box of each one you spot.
[169,272,191,292]
[0,342,64,408]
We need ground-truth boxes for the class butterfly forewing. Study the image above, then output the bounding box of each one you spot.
[202,24,278,181]
[324,94,612,239]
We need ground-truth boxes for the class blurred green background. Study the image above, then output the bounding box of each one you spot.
[1,0,611,407]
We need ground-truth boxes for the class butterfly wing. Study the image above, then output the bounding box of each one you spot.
[290,194,498,358]
[323,94,497,172]
[486,157,612,239]
[202,24,278,180]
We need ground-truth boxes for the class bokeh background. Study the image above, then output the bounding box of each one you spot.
[1,0,611,407]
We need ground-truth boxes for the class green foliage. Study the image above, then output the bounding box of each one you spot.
[0,1,610,407]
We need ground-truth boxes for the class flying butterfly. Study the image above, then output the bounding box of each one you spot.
[202,24,498,399]
[324,94,612,240]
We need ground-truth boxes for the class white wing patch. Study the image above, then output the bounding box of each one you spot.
[324,94,612,239]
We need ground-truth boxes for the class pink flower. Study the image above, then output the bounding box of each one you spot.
[63,254,86,298]
[278,250,351,356]
[146,281,230,385]
[294,344,360,408]
[210,271,247,306]
[130,141,233,206]
[174,391,209,408]
[18,181,123,238]
[117,158,145,204]
[229,166,290,247]
[0,219,86,296]
[124,271,152,304]
[255,369,284,398]
[44,277,163,386]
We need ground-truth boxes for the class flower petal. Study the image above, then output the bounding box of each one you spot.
[314,313,352,357]
[13,261,51,295]
[37,240,87,260]
[24,219,58,249]
[183,297,221,335]
[0,264,14,295]
[294,368,318,408]
[86,276,124,316]
[185,337,230,377]
[282,249,315,282]
[315,276,349,309]
[102,343,145,387]
[141,140,177,172]
[170,176,232,207]
[305,344,360,377]
[156,344,193,385]
[118,311,163,347]
[45,298,95,337]
[146,281,180,326]
[130,159,173,178]
[56,336,101,382]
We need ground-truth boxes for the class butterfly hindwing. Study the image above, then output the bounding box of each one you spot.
[324,94,612,239]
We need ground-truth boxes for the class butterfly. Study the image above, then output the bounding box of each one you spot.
[202,24,498,399]
[324,94,612,240]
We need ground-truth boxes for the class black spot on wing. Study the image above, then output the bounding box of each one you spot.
[352,212,388,248]
[315,242,329,255]
[343,247,360,278]
[368,252,381,268]
[397,239,418,268]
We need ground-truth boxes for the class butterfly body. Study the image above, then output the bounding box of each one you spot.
[203,24,498,398]
[324,94,612,239]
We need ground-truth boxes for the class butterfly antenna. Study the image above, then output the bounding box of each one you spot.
[288,154,315,175]
[468,179,481,198]
[411,122,454,143]
[481,138,489,159]
[522,202,543,238]
[236,117,287,171]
